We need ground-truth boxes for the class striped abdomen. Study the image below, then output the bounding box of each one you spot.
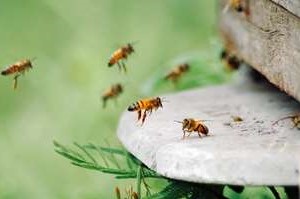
[108,49,126,66]
[197,123,209,135]
[1,60,31,76]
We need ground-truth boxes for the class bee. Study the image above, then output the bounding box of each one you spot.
[128,97,163,125]
[164,63,190,83]
[115,186,138,199]
[108,43,135,72]
[220,49,242,71]
[232,115,243,122]
[175,118,209,139]
[102,83,123,108]
[223,0,250,15]
[272,114,300,129]
[1,58,35,90]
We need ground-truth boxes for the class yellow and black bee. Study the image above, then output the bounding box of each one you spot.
[165,63,189,83]
[108,43,135,72]
[220,49,242,71]
[102,83,123,108]
[273,114,300,129]
[1,58,35,90]
[128,97,163,125]
[115,186,138,199]
[223,0,250,16]
[175,118,209,139]
[230,0,244,12]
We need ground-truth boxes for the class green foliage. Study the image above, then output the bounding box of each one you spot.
[54,141,291,199]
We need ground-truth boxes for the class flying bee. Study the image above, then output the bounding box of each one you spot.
[1,58,35,90]
[108,42,136,72]
[164,63,190,83]
[272,113,300,129]
[220,49,242,71]
[175,118,209,139]
[128,97,164,125]
[102,83,123,108]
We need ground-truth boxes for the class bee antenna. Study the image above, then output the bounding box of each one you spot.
[174,120,183,124]
[130,40,140,46]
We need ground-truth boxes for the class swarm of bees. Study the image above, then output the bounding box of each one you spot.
[164,63,190,84]
[1,58,35,90]
[175,118,209,139]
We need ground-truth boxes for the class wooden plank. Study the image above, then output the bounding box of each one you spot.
[219,0,300,102]
[270,0,300,18]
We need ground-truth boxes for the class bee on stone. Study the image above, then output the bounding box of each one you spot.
[1,58,35,90]
[175,118,209,139]
[273,114,300,129]
[220,49,242,71]
[108,42,136,72]
[128,97,164,125]
[164,63,190,84]
[101,83,123,108]
[223,0,250,15]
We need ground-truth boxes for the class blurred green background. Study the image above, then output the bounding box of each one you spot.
[0,1,279,199]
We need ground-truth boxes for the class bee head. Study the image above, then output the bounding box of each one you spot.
[182,119,190,128]
[235,5,244,12]
[156,97,163,108]
[127,44,134,54]
[180,63,189,72]
[116,84,123,93]
[220,49,228,60]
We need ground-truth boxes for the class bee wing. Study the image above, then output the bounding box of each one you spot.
[222,3,230,14]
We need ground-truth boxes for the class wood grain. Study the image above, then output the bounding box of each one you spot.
[219,0,300,102]
[270,0,300,18]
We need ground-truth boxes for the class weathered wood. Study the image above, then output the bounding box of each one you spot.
[117,79,300,186]
[271,0,300,18]
[219,0,300,102]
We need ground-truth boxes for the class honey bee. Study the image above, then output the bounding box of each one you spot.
[223,0,250,15]
[220,49,242,71]
[128,97,163,125]
[108,43,135,72]
[102,83,123,108]
[273,114,300,129]
[175,118,209,139]
[164,63,190,83]
[1,58,35,90]
[115,186,138,199]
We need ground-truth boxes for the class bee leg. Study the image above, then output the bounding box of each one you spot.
[121,61,127,73]
[141,110,147,125]
[149,108,153,115]
[197,131,202,138]
[117,62,122,71]
[137,110,142,121]
[13,74,20,90]
[182,130,186,139]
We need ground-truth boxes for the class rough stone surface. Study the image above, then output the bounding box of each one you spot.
[117,81,300,185]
